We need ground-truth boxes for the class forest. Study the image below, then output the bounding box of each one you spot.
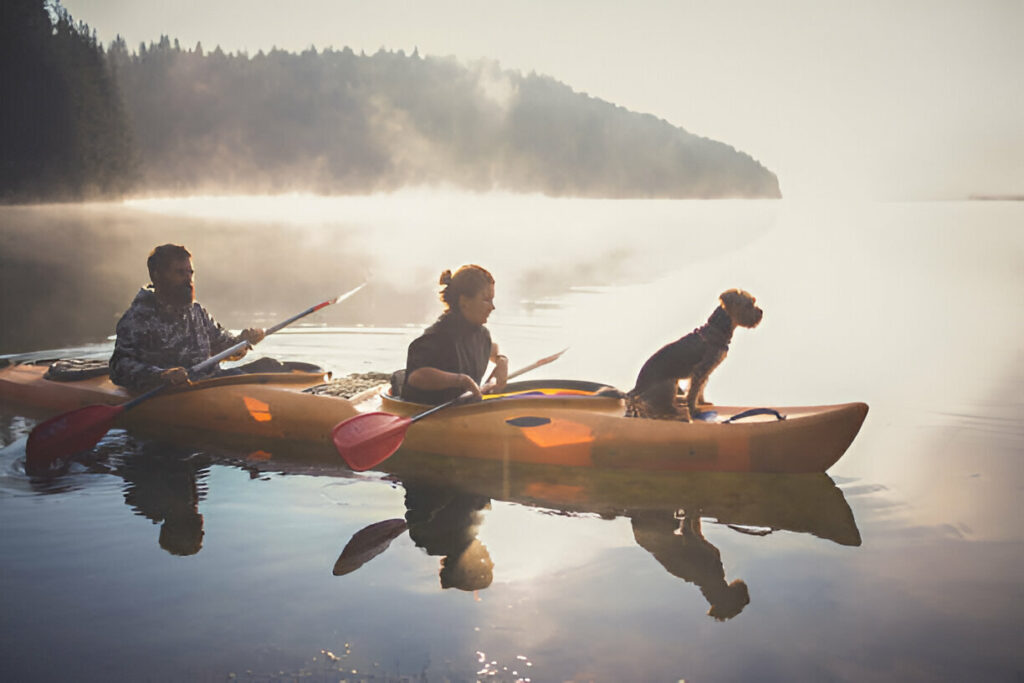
[1,0,133,202]
[2,0,781,202]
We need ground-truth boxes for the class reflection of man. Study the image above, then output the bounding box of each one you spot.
[403,482,494,591]
[109,244,269,392]
[118,443,208,556]
[631,509,750,620]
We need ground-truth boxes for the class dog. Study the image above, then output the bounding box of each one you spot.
[626,289,762,421]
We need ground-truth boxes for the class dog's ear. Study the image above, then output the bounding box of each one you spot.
[719,289,744,309]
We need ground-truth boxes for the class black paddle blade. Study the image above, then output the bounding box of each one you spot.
[25,404,122,475]
[333,518,408,576]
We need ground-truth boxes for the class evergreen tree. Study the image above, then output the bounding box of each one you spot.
[0,0,134,202]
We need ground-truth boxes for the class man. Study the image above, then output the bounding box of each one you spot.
[109,244,267,392]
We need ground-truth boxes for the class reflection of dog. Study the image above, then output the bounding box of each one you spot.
[631,510,750,621]
[627,289,763,421]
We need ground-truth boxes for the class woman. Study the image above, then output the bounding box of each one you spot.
[401,265,509,404]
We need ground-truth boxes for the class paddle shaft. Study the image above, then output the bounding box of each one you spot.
[409,348,568,424]
[344,348,568,407]
[122,283,365,411]
[503,347,567,381]
[409,350,569,423]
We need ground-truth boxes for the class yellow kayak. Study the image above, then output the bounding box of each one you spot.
[1,363,866,473]
[377,382,868,473]
[0,362,357,449]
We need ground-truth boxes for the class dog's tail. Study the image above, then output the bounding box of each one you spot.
[597,386,627,400]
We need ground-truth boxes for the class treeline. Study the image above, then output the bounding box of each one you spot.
[1,1,781,202]
[1,0,134,202]
[111,41,780,198]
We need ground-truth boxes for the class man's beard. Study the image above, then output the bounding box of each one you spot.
[168,282,195,306]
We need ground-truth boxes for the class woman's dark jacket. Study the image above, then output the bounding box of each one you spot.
[401,311,491,404]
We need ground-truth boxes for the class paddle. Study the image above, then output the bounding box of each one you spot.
[333,348,567,471]
[332,518,409,576]
[24,283,366,475]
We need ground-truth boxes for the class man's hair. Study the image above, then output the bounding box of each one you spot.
[147,244,191,280]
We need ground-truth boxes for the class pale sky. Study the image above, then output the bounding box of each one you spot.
[60,0,1023,199]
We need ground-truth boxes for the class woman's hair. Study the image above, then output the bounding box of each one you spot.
[439,264,494,311]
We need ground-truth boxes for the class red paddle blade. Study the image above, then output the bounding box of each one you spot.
[332,411,411,471]
[25,404,123,475]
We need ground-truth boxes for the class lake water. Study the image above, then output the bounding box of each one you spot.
[1,194,1021,682]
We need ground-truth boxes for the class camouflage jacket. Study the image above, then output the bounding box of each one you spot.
[109,288,241,391]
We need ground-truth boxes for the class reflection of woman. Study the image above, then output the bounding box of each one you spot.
[403,482,494,591]
[401,265,509,404]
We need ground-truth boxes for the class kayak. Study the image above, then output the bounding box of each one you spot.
[0,363,867,473]
[0,361,358,448]
[377,380,867,473]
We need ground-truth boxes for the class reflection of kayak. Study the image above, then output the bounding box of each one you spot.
[1,365,866,474]
[386,459,862,547]
[380,380,868,474]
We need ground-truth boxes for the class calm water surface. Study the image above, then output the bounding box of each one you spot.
[1,195,1021,682]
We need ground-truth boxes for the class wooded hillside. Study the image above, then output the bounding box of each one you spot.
[1,1,781,202]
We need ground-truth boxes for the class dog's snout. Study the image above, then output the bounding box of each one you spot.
[744,304,764,328]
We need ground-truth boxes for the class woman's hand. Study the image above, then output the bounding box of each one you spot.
[406,367,483,400]
[484,353,509,394]
[457,373,484,401]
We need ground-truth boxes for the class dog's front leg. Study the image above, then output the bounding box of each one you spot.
[687,371,712,418]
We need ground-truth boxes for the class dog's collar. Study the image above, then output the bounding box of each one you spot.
[696,308,734,350]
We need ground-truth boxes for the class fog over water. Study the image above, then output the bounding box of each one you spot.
[0,193,776,352]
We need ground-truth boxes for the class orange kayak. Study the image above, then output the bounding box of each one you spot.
[378,383,867,473]
[0,362,357,449]
[1,363,867,473]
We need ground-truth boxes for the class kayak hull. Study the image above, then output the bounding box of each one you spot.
[1,364,867,473]
[0,363,357,449]
[379,389,868,474]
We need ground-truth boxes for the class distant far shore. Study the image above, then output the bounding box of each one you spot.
[968,194,1024,201]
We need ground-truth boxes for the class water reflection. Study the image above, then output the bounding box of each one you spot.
[332,483,496,591]
[385,457,862,547]
[21,433,213,556]
[404,483,495,591]
[333,460,860,618]
[631,510,750,620]
[116,443,210,556]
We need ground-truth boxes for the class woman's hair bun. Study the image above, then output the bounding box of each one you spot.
[438,269,453,286]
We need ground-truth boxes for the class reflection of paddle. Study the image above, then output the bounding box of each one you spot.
[333,348,567,472]
[332,518,408,576]
[25,284,366,475]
